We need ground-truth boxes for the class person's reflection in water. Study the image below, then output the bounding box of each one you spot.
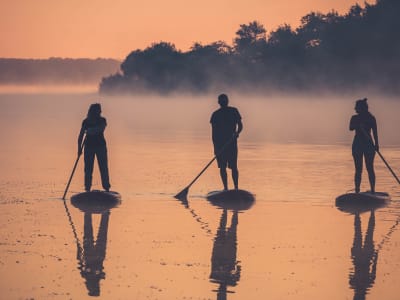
[210,209,241,300]
[78,211,110,297]
[349,210,378,300]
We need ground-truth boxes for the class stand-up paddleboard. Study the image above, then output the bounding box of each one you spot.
[335,191,390,214]
[71,190,121,214]
[206,189,255,211]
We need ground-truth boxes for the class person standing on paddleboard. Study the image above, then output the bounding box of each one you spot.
[210,94,243,190]
[349,98,379,194]
[78,103,111,192]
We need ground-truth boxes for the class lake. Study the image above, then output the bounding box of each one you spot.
[0,92,400,300]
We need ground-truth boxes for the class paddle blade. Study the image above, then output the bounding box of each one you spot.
[175,187,189,200]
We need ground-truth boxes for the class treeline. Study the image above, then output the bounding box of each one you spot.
[100,0,400,95]
[0,58,120,85]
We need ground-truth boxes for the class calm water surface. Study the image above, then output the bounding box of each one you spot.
[0,93,400,300]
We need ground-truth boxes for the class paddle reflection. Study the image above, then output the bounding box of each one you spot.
[210,209,240,300]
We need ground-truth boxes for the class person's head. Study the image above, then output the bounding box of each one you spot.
[218,94,229,107]
[355,98,368,114]
[87,103,102,119]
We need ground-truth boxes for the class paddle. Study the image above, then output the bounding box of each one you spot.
[62,137,86,200]
[375,149,400,185]
[175,135,236,199]
[360,128,400,185]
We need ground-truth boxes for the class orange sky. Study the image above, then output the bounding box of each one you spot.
[1,0,371,59]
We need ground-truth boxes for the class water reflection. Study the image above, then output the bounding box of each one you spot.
[210,209,240,300]
[64,193,120,297]
[79,211,110,296]
[176,195,213,236]
[208,191,255,300]
[349,210,377,300]
[335,198,386,300]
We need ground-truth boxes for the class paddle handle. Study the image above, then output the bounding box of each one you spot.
[62,155,82,200]
[62,137,86,200]
[185,157,217,189]
[185,135,236,189]
[376,150,400,185]
[360,128,400,185]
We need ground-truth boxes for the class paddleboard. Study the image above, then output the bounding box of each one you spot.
[71,190,121,214]
[335,191,390,214]
[206,189,255,211]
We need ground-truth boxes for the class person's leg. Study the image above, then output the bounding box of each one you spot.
[84,147,95,191]
[229,142,239,189]
[216,145,228,190]
[365,151,376,193]
[96,146,111,191]
[352,151,363,193]
[232,168,239,189]
[220,168,228,190]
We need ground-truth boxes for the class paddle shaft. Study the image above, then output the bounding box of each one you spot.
[360,128,400,185]
[183,135,236,191]
[62,137,86,200]
[376,150,400,184]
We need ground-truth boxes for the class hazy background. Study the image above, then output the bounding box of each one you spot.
[1,92,399,152]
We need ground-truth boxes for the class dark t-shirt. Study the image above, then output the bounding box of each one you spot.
[210,106,241,146]
[82,117,107,147]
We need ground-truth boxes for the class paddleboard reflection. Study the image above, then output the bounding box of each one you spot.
[208,190,255,300]
[335,194,388,300]
[66,191,121,296]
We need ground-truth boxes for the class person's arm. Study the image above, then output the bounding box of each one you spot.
[349,115,358,131]
[78,122,86,156]
[210,113,216,143]
[236,119,243,137]
[372,117,379,151]
[235,108,243,137]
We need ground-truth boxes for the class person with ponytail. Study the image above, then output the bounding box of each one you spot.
[78,103,111,192]
[349,98,379,193]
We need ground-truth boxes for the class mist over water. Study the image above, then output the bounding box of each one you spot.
[100,92,400,146]
[1,91,399,155]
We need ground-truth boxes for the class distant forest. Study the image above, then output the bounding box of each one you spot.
[0,58,120,85]
[100,0,400,95]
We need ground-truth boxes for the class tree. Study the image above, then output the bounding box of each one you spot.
[234,21,267,60]
[120,42,184,92]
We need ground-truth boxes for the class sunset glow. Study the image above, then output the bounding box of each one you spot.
[1,0,370,58]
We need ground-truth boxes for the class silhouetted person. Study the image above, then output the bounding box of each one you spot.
[349,210,378,300]
[210,209,241,300]
[78,211,110,297]
[78,103,110,192]
[349,98,379,193]
[210,94,243,190]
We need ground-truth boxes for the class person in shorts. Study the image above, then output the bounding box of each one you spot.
[210,94,243,190]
